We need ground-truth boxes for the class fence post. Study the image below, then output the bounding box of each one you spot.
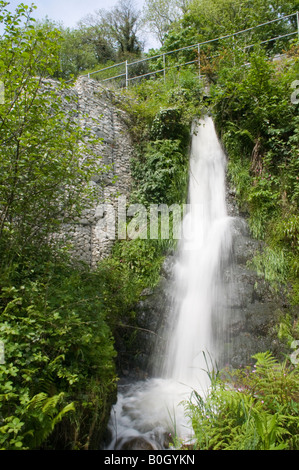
[197,44,201,79]
[125,60,128,88]
[297,11,299,40]
[163,54,166,83]
[233,35,236,66]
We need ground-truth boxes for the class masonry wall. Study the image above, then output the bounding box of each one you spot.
[61,76,133,266]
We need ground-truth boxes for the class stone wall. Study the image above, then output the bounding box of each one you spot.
[61,76,133,266]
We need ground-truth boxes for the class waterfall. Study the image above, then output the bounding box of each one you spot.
[106,116,233,450]
[162,116,232,386]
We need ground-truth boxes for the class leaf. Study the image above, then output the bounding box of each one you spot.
[252,351,278,369]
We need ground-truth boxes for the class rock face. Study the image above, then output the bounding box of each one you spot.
[131,183,288,374]
[222,188,287,368]
[60,76,133,266]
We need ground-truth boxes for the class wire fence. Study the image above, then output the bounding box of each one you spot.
[79,11,299,87]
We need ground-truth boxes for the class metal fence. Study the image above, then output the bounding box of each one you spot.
[80,11,299,87]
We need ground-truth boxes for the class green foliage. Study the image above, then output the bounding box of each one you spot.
[163,0,299,54]
[120,68,203,220]
[122,69,202,141]
[131,139,188,206]
[186,352,299,450]
[36,21,103,80]
[277,313,299,349]
[151,108,188,143]
[31,0,144,80]
[210,44,299,304]
[0,259,118,449]
[111,239,165,288]
[0,2,105,264]
[0,3,117,450]
[248,247,289,292]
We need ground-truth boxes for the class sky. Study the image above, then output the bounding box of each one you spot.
[3,0,160,49]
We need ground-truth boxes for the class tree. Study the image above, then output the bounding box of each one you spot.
[76,23,116,65]
[161,0,299,55]
[184,0,299,38]
[103,0,143,56]
[141,0,189,45]
[0,1,103,262]
[34,19,101,79]
[80,0,143,60]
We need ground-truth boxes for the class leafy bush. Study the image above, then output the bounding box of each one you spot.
[248,246,289,292]
[131,139,188,206]
[0,259,118,450]
[150,108,189,144]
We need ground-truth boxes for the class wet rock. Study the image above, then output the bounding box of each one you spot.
[131,180,289,373]
[119,436,157,450]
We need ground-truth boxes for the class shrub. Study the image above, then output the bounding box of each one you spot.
[0,260,117,450]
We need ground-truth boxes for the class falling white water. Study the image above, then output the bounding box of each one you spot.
[162,116,232,387]
[106,116,233,450]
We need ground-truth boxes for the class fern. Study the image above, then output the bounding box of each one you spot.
[25,392,75,448]
[252,351,278,368]
[248,248,288,289]
[252,411,289,450]
[186,351,299,450]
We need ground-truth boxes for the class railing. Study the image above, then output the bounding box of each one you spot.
[79,11,299,87]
